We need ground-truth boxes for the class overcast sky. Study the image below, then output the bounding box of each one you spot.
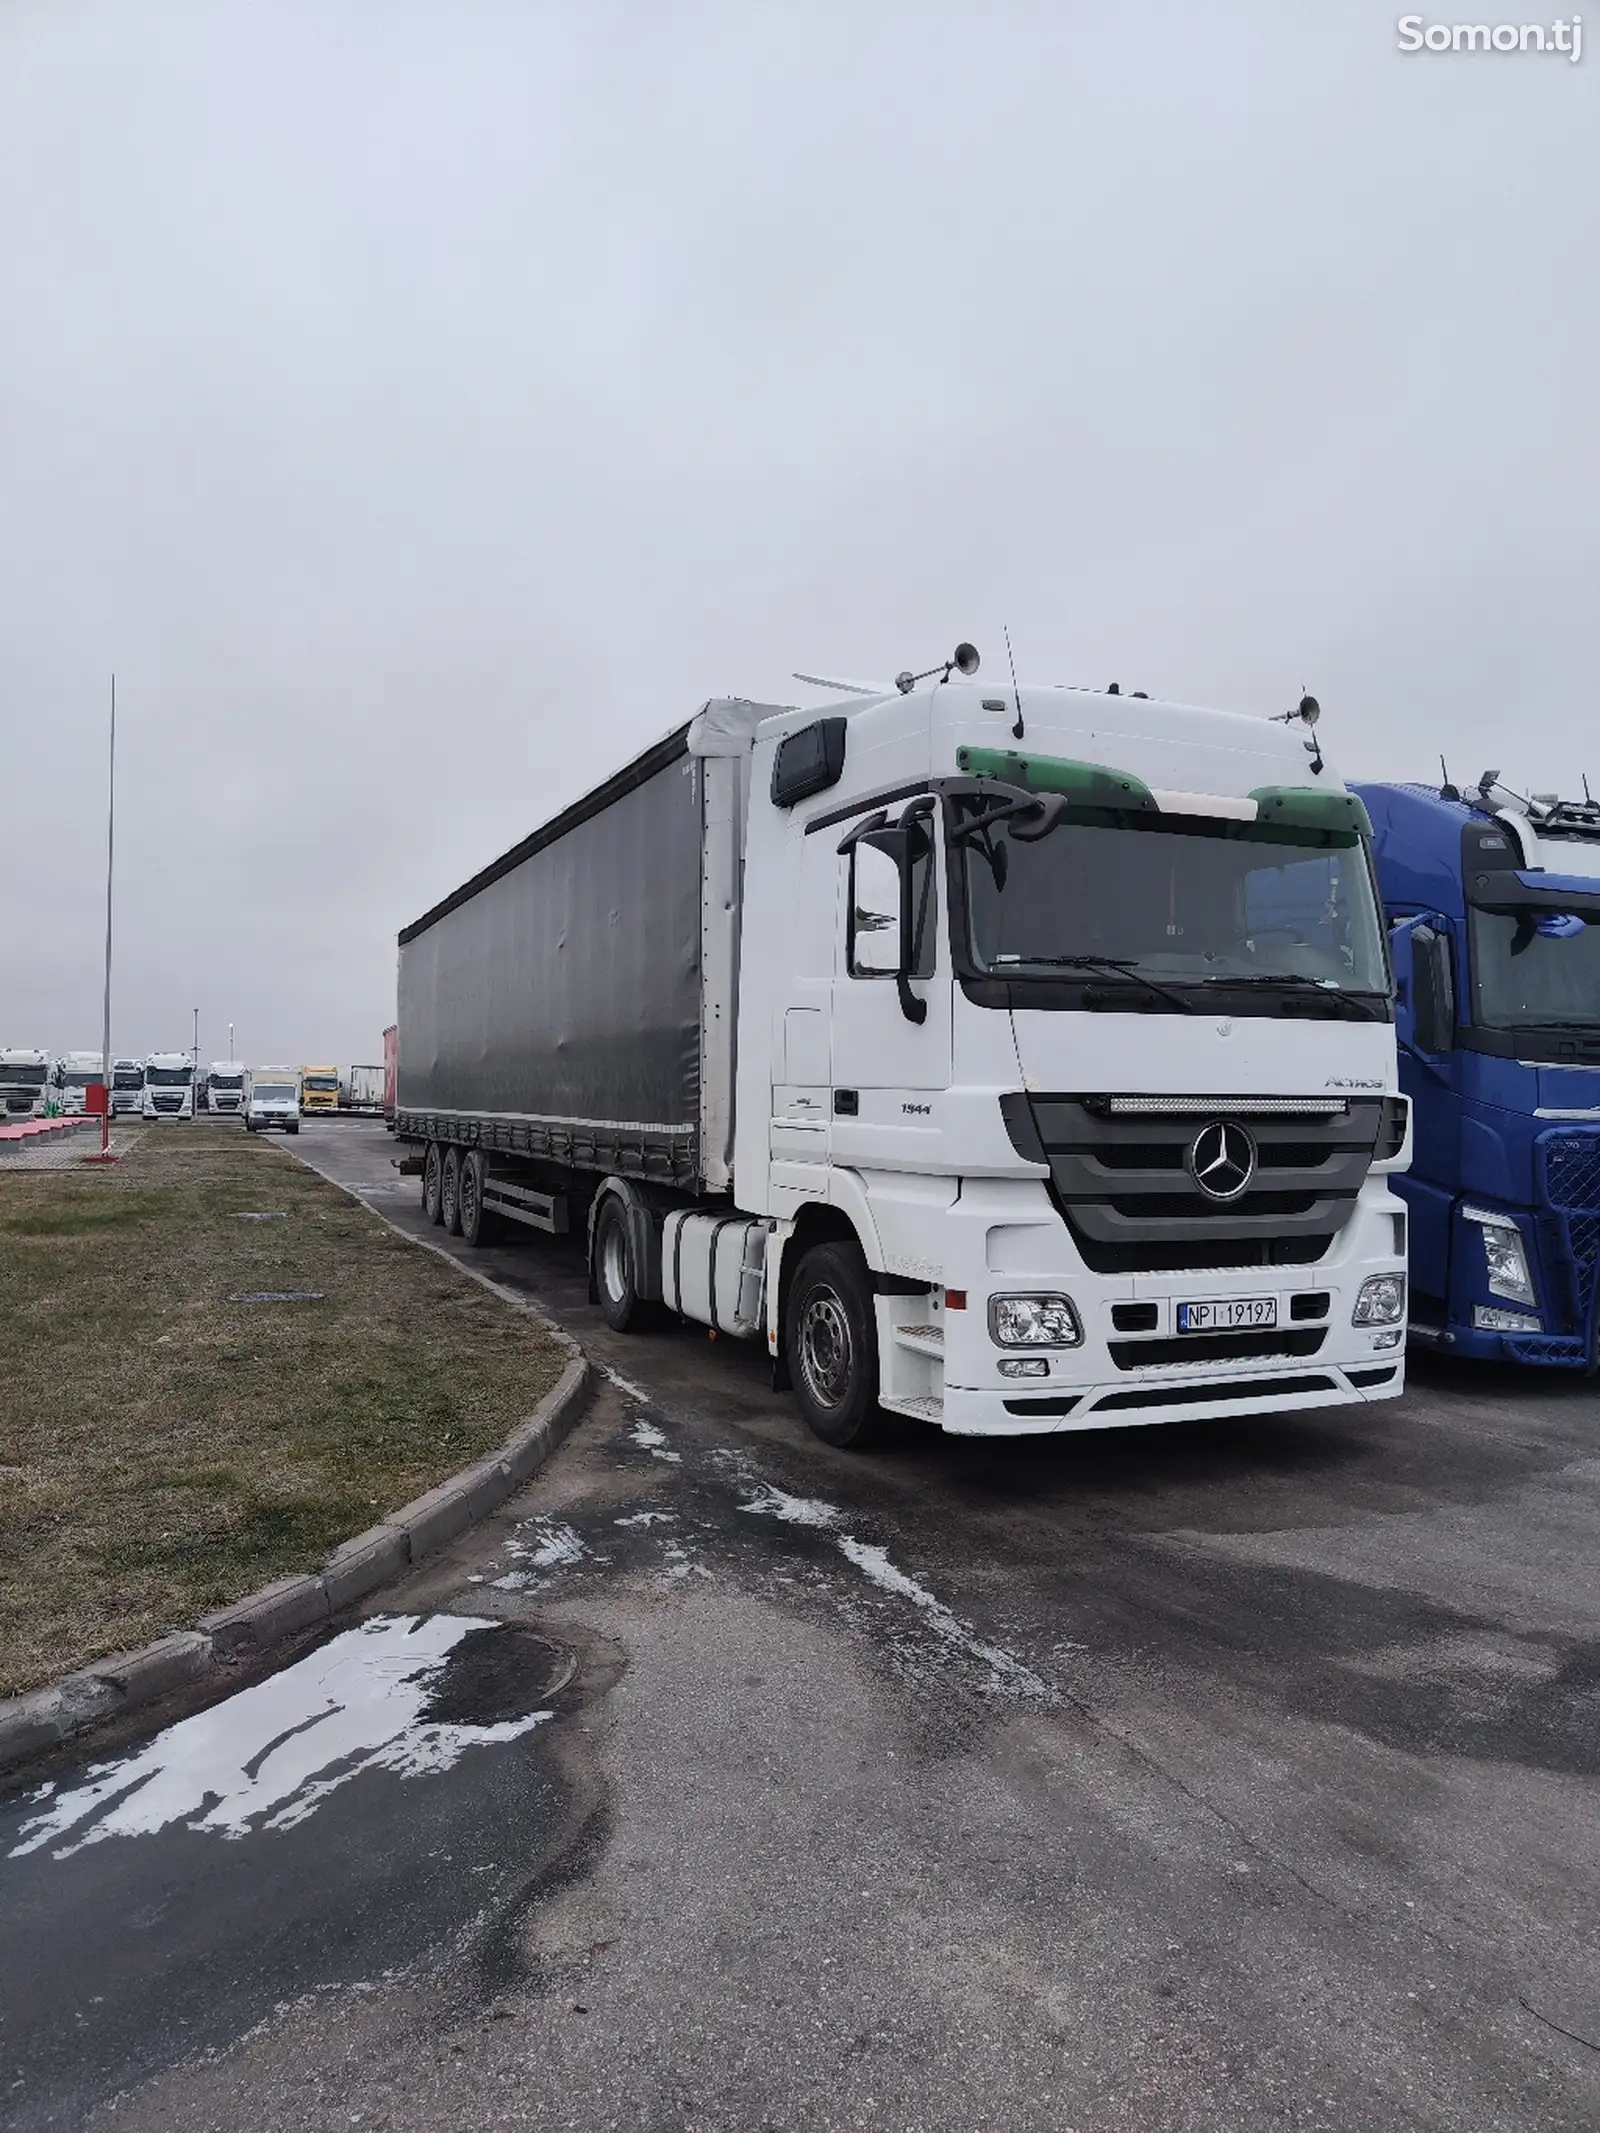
[2,1,1595,1065]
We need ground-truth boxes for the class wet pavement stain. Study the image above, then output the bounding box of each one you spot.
[0,1617,584,2130]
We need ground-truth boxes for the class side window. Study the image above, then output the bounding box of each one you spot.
[845,816,940,980]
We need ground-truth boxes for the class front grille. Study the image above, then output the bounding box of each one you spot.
[1534,1129,1600,1358]
[152,1094,183,1113]
[1108,1327,1327,1370]
[1002,1092,1385,1277]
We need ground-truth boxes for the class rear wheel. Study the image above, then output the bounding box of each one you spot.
[458,1150,493,1247]
[422,1140,445,1225]
[592,1197,646,1332]
[441,1146,463,1235]
[785,1241,884,1448]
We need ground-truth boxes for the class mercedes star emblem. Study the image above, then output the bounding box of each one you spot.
[1188,1120,1257,1201]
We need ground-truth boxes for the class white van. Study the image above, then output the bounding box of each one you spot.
[245,1067,301,1135]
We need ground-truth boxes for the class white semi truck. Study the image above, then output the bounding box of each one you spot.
[110,1058,146,1116]
[0,1047,52,1121]
[53,1052,107,1115]
[142,1054,195,1119]
[397,662,1411,1446]
[204,1062,247,1115]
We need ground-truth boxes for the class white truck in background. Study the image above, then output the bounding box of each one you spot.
[398,658,1411,1447]
[110,1058,146,1116]
[204,1062,247,1116]
[53,1052,107,1116]
[142,1054,195,1120]
[0,1047,52,1121]
[245,1067,301,1134]
[342,1065,386,1115]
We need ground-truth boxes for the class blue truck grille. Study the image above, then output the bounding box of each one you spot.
[1533,1131,1600,1360]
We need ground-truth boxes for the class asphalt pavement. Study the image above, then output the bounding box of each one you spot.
[2,1116,1597,2132]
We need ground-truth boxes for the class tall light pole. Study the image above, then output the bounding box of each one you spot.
[228,1022,234,1063]
[192,1007,199,1084]
[98,675,115,1159]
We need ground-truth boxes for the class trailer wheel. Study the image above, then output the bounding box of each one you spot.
[441,1146,464,1235]
[422,1140,445,1225]
[459,1150,493,1247]
[593,1197,646,1332]
[785,1242,884,1449]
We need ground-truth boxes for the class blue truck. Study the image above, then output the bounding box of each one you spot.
[1353,776,1600,1368]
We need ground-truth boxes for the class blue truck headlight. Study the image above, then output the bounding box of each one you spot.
[988,1294,1083,1348]
[1352,1274,1406,1326]
[1462,1206,1536,1307]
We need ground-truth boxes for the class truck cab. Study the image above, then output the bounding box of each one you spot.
[142,1054,195,1120]
[1356,779,1600,1365]
[53,1053,107,1117]
[205,1063,247,1116]
[0,1048,52,1121]
[110,1059,146,1116]
[299,1066,341,1116]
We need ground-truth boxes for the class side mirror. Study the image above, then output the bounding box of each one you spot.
[850,837,904,976]
[847,825,930,1024]
[1391,915,1455,1058]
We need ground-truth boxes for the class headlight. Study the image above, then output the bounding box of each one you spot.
[988,1294,1083,1347]
[1352,1274,1406,1326]
[1462,1206,1536,1307]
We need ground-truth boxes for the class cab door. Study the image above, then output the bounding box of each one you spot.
[829,804,952,1168]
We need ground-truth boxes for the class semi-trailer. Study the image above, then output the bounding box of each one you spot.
[1355,774,1600,1366]
[397,662,1411,1447]
[342,1065,386,1115]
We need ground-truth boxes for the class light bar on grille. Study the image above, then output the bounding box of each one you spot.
[1100,1096,1350,1117]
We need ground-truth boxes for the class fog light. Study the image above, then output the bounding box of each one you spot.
[1371,1329,1403,1349]
[1472,1304,1542,1333]
[988,1294,1083,1347]
[998,1356,1050,1379]
[1352,1274,1406,1326]
[1460,1205,1536,1307]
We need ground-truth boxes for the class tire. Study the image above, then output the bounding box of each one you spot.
[289,1123,299,1135]
[441,1145,463,1235]
[592,1196,646,1332]
[458,1150,494,1248]
[422,1140,445,1225]
[784,1241,884,1448]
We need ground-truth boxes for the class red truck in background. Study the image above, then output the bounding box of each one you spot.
[382,1024,398,1133]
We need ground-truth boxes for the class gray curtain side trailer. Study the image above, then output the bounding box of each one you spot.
[395,702,778,1256]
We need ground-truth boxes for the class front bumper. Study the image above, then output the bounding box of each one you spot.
[908,1174,1408,1433]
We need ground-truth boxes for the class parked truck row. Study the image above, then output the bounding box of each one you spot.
[395,664,1416,1447]
[0,1053,386,1125]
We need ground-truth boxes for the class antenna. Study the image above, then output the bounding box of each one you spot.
[1585,774,1594,804]
[1439,754,1460,802]
[1004,625,1024,741]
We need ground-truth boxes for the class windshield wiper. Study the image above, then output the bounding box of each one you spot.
[1199,973,1383,1017]
[991,954,1195,1013]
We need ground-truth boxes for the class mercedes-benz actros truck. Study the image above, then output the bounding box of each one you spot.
[397,661,1410,1446]
[1356,774,1600,1367]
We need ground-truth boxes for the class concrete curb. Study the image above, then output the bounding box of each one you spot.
[0,1353,592,1779]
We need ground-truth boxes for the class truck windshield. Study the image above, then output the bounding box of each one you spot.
[1470,910,1600,1030]
[210,1074,244,1090]
[254,1084,295,1102]
[113,1070,143,1088]
[303,1076,338,1092]
[147,1066,192,1086]
[3,1064,49,1086]
[960,809,1387,994]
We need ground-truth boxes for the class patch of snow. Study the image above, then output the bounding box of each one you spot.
[507,1519,587,1571]
[613,1510,676,1529]
[601,1364,653,1402]
[628,1419,681,1464]
[738,1485,841,1529]
[836,1538,1050,1700]
[8,1616,550,1860]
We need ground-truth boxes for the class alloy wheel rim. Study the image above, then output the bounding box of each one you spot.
[799,1286,853,1409]
[602,1224,629,1304]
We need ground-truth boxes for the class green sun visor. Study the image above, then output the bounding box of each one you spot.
[955,746,1157,812]
[1249,786,1372,837]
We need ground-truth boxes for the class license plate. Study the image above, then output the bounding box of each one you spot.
[1177,1296,1277,1333]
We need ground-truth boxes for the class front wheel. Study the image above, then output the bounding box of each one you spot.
[422,1141,445,1225]
[785,1241,884,1448]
